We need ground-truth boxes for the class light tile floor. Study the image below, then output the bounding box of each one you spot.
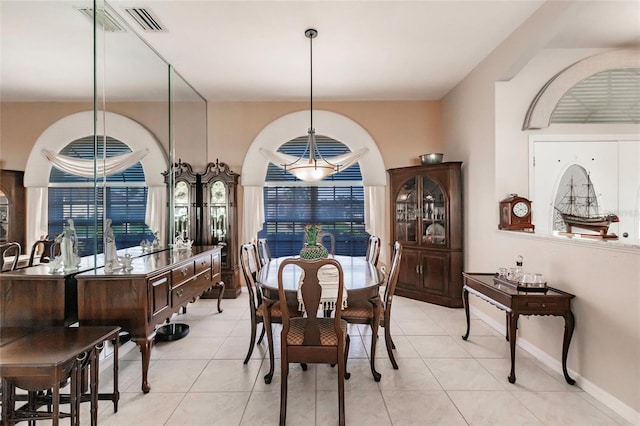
[82,290,629,425]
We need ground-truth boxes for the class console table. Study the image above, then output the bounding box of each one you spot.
[75,246,222,393]
[461,272,576,385]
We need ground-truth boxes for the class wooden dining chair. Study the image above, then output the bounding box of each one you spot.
[1,241,21,271]
[365,235,381,266]
[302,230,336,256]
[342,241,403,380]
[277,257,350,426]
[240,243,301,384]
[28,234,59,266]
[317,231,335,255]
[257,238,271,267]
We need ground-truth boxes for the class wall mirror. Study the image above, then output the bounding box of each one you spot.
[2,0,206,257]
[168,67,208,244]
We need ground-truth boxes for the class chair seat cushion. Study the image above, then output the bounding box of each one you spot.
[341,301,383,320]
[257,301,301,319]
[287,318,347,346]
[256,301,284,318]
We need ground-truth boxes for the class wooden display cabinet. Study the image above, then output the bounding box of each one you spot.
[388,162,463,307]
[0,170,26,248]
[166,160,240,298]
[199,161,240,299]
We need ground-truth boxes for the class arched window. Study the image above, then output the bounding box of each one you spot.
[523,49,639,129]
[258,135,368,257]
[25,111,168,253]
[550,68,640,124]
[48,136,153,256]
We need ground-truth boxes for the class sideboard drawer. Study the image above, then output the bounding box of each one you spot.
[195,254,212,275]
[172,261,195,287]
[171,279,194,307]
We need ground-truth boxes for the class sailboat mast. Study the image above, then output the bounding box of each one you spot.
[585,173,593,217]
[567,176,575,216]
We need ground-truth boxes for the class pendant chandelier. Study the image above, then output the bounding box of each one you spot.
[260,28,367,182]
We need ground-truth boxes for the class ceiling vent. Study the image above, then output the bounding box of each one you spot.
[75,7,125,32]
[124,8,166,32]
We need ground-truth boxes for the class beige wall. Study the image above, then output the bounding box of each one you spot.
[0,99,441,261]
[207,101,441,174]
[1,102,91,170]
[441,8,640,424]
[0,102,171,171]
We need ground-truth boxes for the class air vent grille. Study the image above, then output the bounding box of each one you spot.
[75,7,125,32]
[124,8,166,32]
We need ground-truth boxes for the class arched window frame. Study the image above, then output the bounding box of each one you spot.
[523,49,640,130]
[241,110,387,258]
[24,111,168,249]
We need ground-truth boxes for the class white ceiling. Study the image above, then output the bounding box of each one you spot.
[2,0,639,102]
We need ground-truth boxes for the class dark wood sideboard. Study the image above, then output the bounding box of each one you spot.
[75,246,221,393]
[0,246,221,394]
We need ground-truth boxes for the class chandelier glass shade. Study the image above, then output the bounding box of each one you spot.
[260,28,367,182]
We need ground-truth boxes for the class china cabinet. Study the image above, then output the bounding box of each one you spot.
[165,160,240,298]
[0,170,26,248]
[388,162,463,307]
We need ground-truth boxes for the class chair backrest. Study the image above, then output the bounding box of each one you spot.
[1,242,22,272]
[365,235,381,266]
[383,241,403,311]
[316,232,336,255]
[239,243,262,310]
[278,257,345,346]
[28,234,59,266]
[257,238,271,267]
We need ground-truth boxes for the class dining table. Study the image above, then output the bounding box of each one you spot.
[256,255,385,383]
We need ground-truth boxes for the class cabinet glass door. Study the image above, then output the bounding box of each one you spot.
[0,190,8,243]
[395,178,418,243]
[422,177,446,245]
[209,181,228,267]
[174,181,190,240]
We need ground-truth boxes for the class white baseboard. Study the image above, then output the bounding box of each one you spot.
[470,306,640,425]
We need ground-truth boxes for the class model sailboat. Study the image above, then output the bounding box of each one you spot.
[555,174,619,237]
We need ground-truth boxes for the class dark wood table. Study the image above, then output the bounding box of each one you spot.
[461,272,576,385]
[257,255,385,382]
[0,326,120,426]
[76,246,222,393]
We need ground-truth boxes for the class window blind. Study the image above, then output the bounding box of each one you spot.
[48,136,152,257]
[551,68,640,124]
